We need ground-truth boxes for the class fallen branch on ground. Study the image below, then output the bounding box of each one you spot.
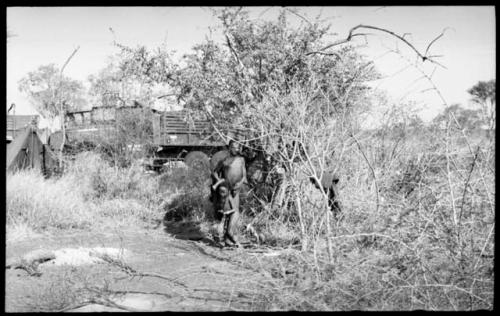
[6,249,56,277]
[96,253,189,289]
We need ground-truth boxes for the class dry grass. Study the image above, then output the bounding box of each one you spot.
[7,169,93,231]
[6,152,176,234]
[237,126,495,311]
[6,150,213,236]
[6,221,42,242]
[6,126,494,311]
[20,266,120,312]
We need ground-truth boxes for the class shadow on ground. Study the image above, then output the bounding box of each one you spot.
[163,220,208,241]
[161,185,222,244]
[161,188,261,252]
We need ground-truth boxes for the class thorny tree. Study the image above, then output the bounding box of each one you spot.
[166,8,389,256]
[98,8,451,256]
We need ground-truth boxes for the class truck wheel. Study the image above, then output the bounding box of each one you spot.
[184,151,210,171]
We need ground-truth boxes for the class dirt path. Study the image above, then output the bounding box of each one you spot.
[5,224,276,312]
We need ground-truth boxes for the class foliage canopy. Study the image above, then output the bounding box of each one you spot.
[18,64,86,119]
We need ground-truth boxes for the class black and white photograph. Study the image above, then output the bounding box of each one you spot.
[5,6,495,311]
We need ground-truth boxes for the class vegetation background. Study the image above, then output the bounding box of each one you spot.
[7,7,495,311]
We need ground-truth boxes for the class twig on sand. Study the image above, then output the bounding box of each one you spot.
[97,253,189,289]
[6,250,56,277]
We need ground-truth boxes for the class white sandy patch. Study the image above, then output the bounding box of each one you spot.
[45,247,130,266]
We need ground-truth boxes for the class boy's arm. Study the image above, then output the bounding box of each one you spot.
[222,209,236,215]
[212,178,225,191]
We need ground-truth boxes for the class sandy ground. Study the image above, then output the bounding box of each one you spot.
[5,224,274,312]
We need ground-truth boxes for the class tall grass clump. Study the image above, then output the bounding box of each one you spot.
[7,169,92,231]
[63,151,173,226]
[66,152,163,205]
[6,151,182,233]
[61,151,214,226]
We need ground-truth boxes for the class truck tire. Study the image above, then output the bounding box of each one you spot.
[184,151,210,171]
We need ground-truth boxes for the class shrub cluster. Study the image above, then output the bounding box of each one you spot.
[238,127,494,310]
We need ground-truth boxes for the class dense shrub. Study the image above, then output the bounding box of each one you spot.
[240,126,494,311]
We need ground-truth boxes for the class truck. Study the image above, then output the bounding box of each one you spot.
[48,102,244,171]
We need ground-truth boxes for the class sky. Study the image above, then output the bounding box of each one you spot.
[6,6,496,128]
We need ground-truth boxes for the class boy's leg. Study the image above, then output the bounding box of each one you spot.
[219,215,227,241]
[222,215,232,246]
[225,210,241,247]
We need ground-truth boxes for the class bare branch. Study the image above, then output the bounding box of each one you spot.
[459,146,480,223]
[60,46,80,75]
[401,32,412,40]
[429,66,438,80]
[305,31,366,56]
[424,27,450,57]
[427,54,444,59]
[285,7,313,26]
[312,24,448,69]
[351,132,380,216]
[420,88,437,93]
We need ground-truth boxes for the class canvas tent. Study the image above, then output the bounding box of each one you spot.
[6,126,58,175]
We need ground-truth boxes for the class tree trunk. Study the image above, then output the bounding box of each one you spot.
[58,106,66,170]
[271,178,285,210]
[295,190,307,251]
[325,203,333,263]
[56,46,80,171]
